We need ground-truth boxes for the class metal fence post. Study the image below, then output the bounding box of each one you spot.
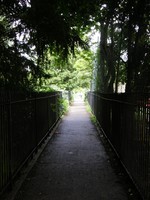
[8,92,12,190]
[34,93,38,153]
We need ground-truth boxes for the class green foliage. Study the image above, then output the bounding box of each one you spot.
[85,102,97,125]
[0,1,95,90]
[0,7,44,90]
[39,48,94,91]
[59,98,69,116]
[51,97,69,117]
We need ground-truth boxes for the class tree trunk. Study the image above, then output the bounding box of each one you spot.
[98,20,108,92]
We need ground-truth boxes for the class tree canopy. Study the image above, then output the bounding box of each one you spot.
[0,0,97,90]
[0,0,149,92]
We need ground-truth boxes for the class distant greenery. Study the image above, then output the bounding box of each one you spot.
[37,48,94,92]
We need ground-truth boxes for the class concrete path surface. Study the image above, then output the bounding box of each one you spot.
[12,101,130,200]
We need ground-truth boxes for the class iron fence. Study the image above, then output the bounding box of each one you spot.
[0,91,61,195]
[88,92,150,200]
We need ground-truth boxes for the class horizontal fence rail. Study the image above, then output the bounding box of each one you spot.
[0,91,61,195]
[88,92,150,200]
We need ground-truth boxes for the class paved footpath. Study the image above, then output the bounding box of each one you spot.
[13,101,129,200]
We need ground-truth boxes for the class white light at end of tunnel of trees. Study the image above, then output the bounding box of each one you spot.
[88,29,100,52]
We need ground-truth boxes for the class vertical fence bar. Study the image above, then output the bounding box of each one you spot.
[0,91,11,194]
[8,92,12,190]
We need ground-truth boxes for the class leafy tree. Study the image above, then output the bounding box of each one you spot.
[0,2,42,90]
[0,0,97,90]
[94,0,149,93]
[38,48,94,92]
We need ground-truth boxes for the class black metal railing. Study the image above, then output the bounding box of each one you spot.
[0,91,61,195]
[88,92,150,200]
